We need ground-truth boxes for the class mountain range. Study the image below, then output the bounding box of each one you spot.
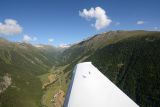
[0,30,160,107]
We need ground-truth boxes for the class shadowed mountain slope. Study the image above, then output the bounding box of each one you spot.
[62,31,160,107]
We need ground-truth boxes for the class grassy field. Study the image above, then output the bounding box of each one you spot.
[38,65,69,107]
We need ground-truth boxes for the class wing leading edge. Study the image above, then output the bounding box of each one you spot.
[64,62,139,107]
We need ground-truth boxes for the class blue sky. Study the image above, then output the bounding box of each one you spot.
[0,0,160,46]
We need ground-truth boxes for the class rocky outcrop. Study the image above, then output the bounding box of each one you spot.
[0,73,12,94]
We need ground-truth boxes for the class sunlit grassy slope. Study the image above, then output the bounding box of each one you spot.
[0,40,63,107]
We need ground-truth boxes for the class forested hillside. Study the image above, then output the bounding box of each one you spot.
[62,31,160,107]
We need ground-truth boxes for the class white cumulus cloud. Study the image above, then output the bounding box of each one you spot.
[79,7,112,30]
[137,20,145,25]
[0,19,23,36]
[23,35,32,43]
[48,38,54,42]
[22,34,37,43]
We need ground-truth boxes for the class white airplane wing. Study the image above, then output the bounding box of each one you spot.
[64,62,139,107]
